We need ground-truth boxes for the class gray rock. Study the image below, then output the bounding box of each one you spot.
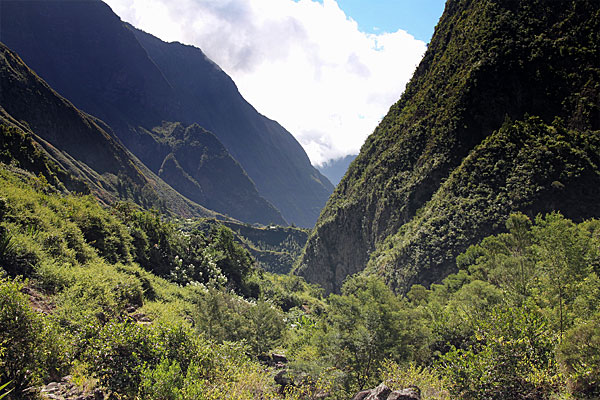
[352,384,421,400]
[387,386,421,400]
[352,383,392,400]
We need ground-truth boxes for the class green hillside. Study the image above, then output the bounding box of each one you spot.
[2,0,600,399]
[2,160,599,399]
[296,0,600,294]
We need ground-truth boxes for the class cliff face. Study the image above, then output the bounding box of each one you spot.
[296,0,600,293]
[150,122,286,225]
[0,0,333,227]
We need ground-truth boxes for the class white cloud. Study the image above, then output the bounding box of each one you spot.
[104,0,426,165]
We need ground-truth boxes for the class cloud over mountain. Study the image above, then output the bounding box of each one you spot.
[104,0,426,165]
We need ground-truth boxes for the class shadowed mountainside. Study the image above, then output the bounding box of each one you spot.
[0,42,218,219]
[0,0,333,227]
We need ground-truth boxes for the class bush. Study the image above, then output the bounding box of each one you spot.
[194,288,285,356]
[86,321,160,397]
[139,358,183,400]
[0,278,69,395]
[558,313,600,397]
[440,306,559,400]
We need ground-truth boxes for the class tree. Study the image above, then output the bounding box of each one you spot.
[323,275,427,391]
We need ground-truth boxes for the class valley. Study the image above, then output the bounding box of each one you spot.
[1,0,599,399]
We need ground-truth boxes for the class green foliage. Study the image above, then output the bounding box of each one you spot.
[0,381,13,400]
[381,362,451,400]
[558,313,600,397]
[86,321,160,397]
[299,0,600,298]
[194,288,285,355]
[0,278,69,394]
[139,358,183,400]
[2,154,600,400]
[367,117,600,293]
[440,306,559,400]
[286,275,430,394]
[114,204,256,295]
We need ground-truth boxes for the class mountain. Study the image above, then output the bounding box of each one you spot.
[0,0,333,227]
[145,122,285,225]
[295,0,600,294]
[0,42,218,219]
[129,27,334,227]
[316,154,358,186]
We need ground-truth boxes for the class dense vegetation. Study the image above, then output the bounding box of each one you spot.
[296,0,600,294]
[2,0,600,399]
[193,219,309,274]
[366,116,600,292]
[1,160,599,399]
[0,164,318,399]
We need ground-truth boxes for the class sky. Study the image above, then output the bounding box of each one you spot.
[103,0,446,166]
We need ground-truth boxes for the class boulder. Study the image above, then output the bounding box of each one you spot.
[352,383,420,400]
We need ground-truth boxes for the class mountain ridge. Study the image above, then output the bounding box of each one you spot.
[0,0,333,227]
[0,41,221,219]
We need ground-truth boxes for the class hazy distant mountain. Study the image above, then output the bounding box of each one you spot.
[316,155,357,186]
[145,122,286,225]
[0,0,333,227]
[129,26,333,227]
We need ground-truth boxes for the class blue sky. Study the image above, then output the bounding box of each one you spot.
[303,0,446,41]
[105,0,445,164]
[336,0,446,41]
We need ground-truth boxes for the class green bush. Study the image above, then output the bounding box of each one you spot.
[86,321,160,397]
[0,278,69,395]
[194,288,285,356]
[139,358,183,400]
[440,306,559,400]
[558,313,600,397]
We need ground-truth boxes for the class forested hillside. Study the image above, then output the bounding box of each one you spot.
[296,0,600,294]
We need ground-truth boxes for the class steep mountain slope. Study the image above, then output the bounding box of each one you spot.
[0,42,217,218]
[128,26,333,227]
[192,218,310,274]
[296,0,600,293]
[0,0,333,227]
[144,122,285,225]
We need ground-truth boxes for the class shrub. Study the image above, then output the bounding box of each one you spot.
[439,306,560,400]
[0,278,69,395]
[139,358,183,400]
[558,313,600,397]
[86,321,160,397]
